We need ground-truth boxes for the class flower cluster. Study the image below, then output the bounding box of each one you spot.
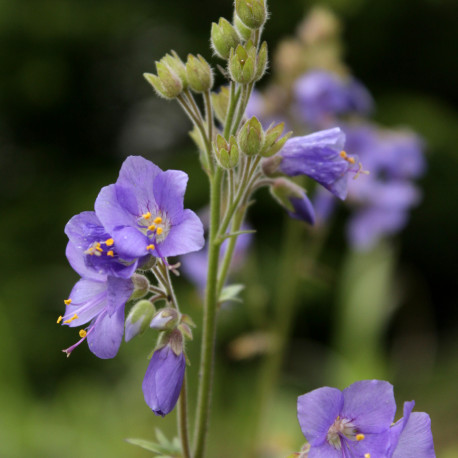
[296,380,435,457]
[59,155,204,415]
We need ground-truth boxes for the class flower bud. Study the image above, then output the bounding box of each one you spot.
[260,122,292,157]
[228,43,257,84]
[161,51,188,89]
[130,273,150,300]
[211,18,240,60]
[150,307,179,331]
[211,85,230,124]
[125,299,156,342]
[238,116,264,156]
[254,41,268,81]
[233,14,252,41]
[235,0,267,30]
[214,134,239,169]
[270,178,315,224]
[186,54,214,93]
[144,60,183,99]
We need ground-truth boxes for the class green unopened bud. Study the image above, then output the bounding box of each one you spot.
[260,122,292,157]
[238,116,264,156]
[130,273,150,300]
[254,41,268,81]
[228,43,257,84]
[125,299,156,342]
[214,134,239,168]
[235,0,267,30]
[150,307,179,331]
[211,18,241,60]
[144,60,183,99]
[233,14,253,41]
[186,54,214,93]
[162,50,188,89]
[211,86,230,124]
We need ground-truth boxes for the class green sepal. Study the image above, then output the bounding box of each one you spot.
[211,18,240,60]
[211,85,230,124]
[186,54,214,93]
[219,284,245,303]
[235,0,267,30]
[233,13,253,40]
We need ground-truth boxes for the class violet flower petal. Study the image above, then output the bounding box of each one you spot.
[297,387,343,446]
[153,169,188,222]
[341,380,396,434]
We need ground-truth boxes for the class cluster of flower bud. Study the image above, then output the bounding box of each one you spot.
[144,51,213,98]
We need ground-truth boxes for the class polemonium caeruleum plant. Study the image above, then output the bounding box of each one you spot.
[58,2,435,457]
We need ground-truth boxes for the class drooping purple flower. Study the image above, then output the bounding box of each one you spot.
[60,242,133,359]
[142,343,186,416]
[294,70,373,128]
[263,127,358,200]
[95,155,204,260]
[388,401,435,458]
[344,125,426,250]
[297,380,396,457]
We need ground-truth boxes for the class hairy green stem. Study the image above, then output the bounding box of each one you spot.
[178,376,191,458]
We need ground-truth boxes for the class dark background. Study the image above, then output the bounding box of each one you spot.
[0,0,457,456]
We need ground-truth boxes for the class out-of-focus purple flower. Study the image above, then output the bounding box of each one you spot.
[95,155,204,260]
[388,401,436,457]
[142,342,186,416]
[345,125,426,250]
[181,216,253,291]
[60,242,133,359]
[312,186,337,226]
[263,127,358,200]
[297,380,396,457]
[294,70,373,128]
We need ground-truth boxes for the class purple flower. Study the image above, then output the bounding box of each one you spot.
[345,125,425,249]
[294,70,373,128]
[65,211,138,279]
[388,401,435,458]
[60,242,133,359]
[142,343,186,416]
[297,380,396,457]
[264,127,357,200]
[95,155,204,260]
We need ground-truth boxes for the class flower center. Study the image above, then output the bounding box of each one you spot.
[326,416,361,450]
[138,211,171,248]
[84,238,115,258]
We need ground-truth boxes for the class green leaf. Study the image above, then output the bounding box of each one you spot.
[125,438,165,454]
[217,230,256,243]
[126,430,181,456]
[219,284,245,303]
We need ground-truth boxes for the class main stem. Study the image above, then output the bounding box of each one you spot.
[193,167,223,458]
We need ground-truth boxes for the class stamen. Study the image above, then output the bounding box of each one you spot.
[64,298,72,305]
[156,227,163,235]
[353,162,370,180]
[364,454,371,458]
[347,157,356,164]
[146,244,155,251]
[105,238,114,246]
[79,329,87,338]
[148,224,156,231]
[142,211,151,219]
[339,150,348,159]
[107,250,114,257]
[95,242,103,252]
[57,315,63,324]
[356,434,365,441]
[153,216,162,224]
[63,313,79,324]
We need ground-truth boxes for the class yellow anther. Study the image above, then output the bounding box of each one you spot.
[156,227,163,235]
[63,313,79,324]
[356,434,365,441]
[153,216,162,224]
[142,212,151,219]
[348,157,356,164]
[364,454,371,458]
[146,244,155,251]
[96,245,103,252]
[339,150,348,159]
[148,224,156,231]
[105,238,114,246]
[57,316,63,324]
[107,250,114,257]
[64,298,72,305]
[79,329,87,338]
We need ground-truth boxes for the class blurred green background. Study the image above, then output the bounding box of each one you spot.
[0,0,457,456]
